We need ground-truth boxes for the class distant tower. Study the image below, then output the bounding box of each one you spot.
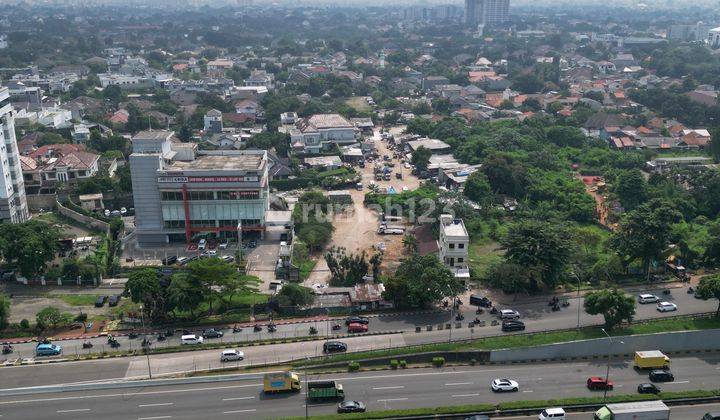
[465,0,509,27]
[379,50,386,69]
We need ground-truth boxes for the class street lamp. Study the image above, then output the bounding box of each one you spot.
[601,328,624,403]
[140,305,152,379]
[571,271,581,330]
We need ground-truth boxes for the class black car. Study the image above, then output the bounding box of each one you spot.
[501,320,526,332]
[649,369,674,382]
[94,296,108,307]
[323,341,348,354]
[337,400,366,413]
[469,294,492,308]
[637,383,660,394]
[203,328,224,339]
[345,316,369,326]
[108,295,121,307]
[161,256,178,265]
[702,412,720,420]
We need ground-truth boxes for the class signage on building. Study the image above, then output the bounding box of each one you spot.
[158,176,189,183]
[158,176,259,183]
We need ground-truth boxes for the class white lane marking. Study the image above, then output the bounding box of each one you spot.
[138,403,174,408]
[56,408,90,413]
[138,417,172,420]
[377,398,408,402]
[445,382,473,386]
[223,409,256,414]
[665,380,690,384]
[451,393,480,398]
[372,386,404,390]
[522,390,534,393]
[222,396,255,401]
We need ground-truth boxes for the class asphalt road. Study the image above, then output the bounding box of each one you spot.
[1,356,719,419]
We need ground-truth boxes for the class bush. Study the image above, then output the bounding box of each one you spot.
[390,359,399,369]
[432,356,445,367]
[75,312,88,323]
[19,319,30,330]
[348,361,360,372]
[399,360,407,369]
[470,358,477,366]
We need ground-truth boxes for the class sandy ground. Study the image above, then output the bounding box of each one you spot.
[304,127,421,286]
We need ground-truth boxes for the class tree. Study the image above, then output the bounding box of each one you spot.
[124,268,165,321]
[584,289,636,330]
[463,171,492,205]
[167,272,203,318]
[0,293,10,331]
[484,262,533,297]
[411,146,432,172]
[325,246,370,287]
[545,126,586,148]
[402,234,418,254]
[696,275,720,316]
[710,127,720,163]
[614,169,648,211]
[512,73,544,94]
[277,283,315,307]
[36,306,73,330]
[0,220,60,278]
[383,255,463,309]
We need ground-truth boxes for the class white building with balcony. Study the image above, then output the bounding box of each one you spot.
[438,214,470,280]
[289,113,359,153]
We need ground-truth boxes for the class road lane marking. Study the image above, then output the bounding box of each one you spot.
[222,397,255,401]
[56,409,90,413]
[451,393,480,398]
[665,381,690,384]
[223,409,256,414]
[377,398,408,402]
[138,417,172,420]
[522,390,534,393]
[445,382,473,386]
[138,403,174,407]
[372,386,404,390]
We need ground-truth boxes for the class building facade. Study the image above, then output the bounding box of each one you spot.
[130,131,270,246]
[438,214,470,280]
[289,114,358,153]
[0,86,29,223]
[465,0,509,27]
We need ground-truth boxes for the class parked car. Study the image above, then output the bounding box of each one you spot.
[177,256,189,265]
[345,316,369,325]
[499,309,520,320]
[248,240,257,248]
[469,294,492,307]
[162,256,178,265]
[702,413,720,420]
[337,400,366,413]
[587,377,613,390]
[36,343,62,356]
[637,383,661,394]
[201,249,217,257]
[490,378,519,392]
[501,320,526,332]
[538,408,566,419]
[94,296,108,307]
[220,349,244,362]
[656,301,677,312]
[347,323,368,333]
[221,255,235,263]
[203,328,224,339]
[108,295,121,307]
[198,239,207,250]
[638,294,659,304]
[323,341,348,354]
[219,242,228,250]
[180,334,204,345]
[649,369,675,382]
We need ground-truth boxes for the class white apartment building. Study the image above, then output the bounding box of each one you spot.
[289,114,359,153]
[438,214,470,280]
[0,86,29,223]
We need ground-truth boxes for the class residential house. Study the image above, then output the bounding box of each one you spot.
[108,109,130,125]
[350,118,374,135]
[422,76,450,91]
[244,70,275,90]
[438,164,482,191]
[206,59,234,77]
[71,124,91,144]
[234,100,259,118]
[290,114,358,153]
[21,144,100,193]
[437,214,470,281]
[204,109,223,134]
[303,155,343,170]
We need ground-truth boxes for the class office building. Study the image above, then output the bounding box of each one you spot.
[0,86,29,223]
[465,0,509,27]
[129,130,270,246]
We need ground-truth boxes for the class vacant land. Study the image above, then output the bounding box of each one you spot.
[345,96,372,112]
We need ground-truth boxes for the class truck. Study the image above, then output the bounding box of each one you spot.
[593,401,669,420]
[263,371,301,393]
[378,227,404,235]
[307,380,344,402]
[634,350,670,370]
[380,222,405,231]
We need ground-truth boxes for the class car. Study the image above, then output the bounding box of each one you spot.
[586,377,613,390]
[219,242,228,250]
[203,328,224,339]
[499,309,520,320]
[649,369,674,382]
[656,301,677,312]
[198,239,207,250]
[110,210,122,217]
[337,400,366,413]
[221,255,235,263]
[248,240,257,248]
[177,256,189,265]
[538,408,566,419]
[637,383,661,394]
[220,349,244,362]
[104,209,111,217]
[201,249,217,257]
[323,341,348,353]
[120,207,127,215]
[108,295,121,307]
[180,334,204,345]
[345,316,369,325]
[347,322,368,333]
[36,343,62,356]
[638,294,659,304]
[469,294,492,307]
[702,412,720,420]
[491,378,519,392]
[501,320,526,332]
[94,295,108,307]
[161,256,178,265]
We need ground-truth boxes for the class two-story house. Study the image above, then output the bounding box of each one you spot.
[438,214,470,281]
[290,114,358,153]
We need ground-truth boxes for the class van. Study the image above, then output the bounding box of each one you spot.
[538,408,565,419]
[180,334,204,345]
[198,239,207,250]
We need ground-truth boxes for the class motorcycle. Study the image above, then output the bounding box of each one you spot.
[267,324,277,333]
[141,338,152,348]
[687,287,695,294]
[232,325,243,333]
[489,307,498,315]
[128,332,138,339]
[82,341,93,349]
[455,313,465,321]
[156,334,166,341]
[2,344,13,354]
[332,324,342,331]
[474,317,481,324]
[561,300,570,308]
[253,324,262,332]
[662,289,671,295]
[309,326,318,335]
[548,296,559,306]
[551,304,561,312]
[108,337,120,348]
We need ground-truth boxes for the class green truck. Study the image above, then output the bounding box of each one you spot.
[307,380,344,402]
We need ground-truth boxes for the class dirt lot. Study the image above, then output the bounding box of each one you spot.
[0,283,119,323]
[304,126,421,286]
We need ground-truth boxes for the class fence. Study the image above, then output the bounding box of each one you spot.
[56,200,110,233]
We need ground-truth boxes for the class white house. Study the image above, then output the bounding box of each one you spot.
[203,109,223,134]
[290,114,358,153]
[438,214,470,280]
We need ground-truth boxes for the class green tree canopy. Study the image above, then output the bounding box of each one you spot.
[382,255,463,309]
[411,146,432,172]
[584,288,636,330]
[696,274,720,316]
[0,293,10,331]
[277,283,315,307]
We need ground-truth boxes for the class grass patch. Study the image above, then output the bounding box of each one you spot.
[51,294,102,306]
[467,240,503,278]
[285,403,496,420]
[345,96,371,113]
[299,259,317,281]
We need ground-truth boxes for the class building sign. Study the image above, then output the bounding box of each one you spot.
[158,176,189,183]
[158,176,259,183]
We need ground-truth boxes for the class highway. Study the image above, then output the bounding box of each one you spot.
[0,285,713,389]
[0,355,719,419]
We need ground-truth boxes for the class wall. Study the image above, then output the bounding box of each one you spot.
[26,194,57,211]
[489,328,720,363]
[56,200,109,232]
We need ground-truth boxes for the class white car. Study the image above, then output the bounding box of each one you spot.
[491,378,519,392]
[657,301,678,312]
[538,407,566,419]
[500,309,520,320]
[180,334,204,345]
[202,249,217,256]
[220,349,244,362]
[638,294,659,304]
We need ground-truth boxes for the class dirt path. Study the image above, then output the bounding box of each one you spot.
[578,174,613,230]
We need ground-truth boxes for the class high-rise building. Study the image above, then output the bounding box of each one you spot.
[465,0,509,27]
[0,86,29,224]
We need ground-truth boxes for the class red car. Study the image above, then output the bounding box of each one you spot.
[587,376,614,390]
[347,322,368,333]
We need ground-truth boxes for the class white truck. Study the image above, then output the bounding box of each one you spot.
[594,401,669,420]
[377,226,405,235]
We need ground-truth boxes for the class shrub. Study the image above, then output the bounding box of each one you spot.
[19,319,30,329]
[75,312,88,323]
[348,361,360,372]
[399,360,407,369]
[470,358,477,366]
[390,359,399,369]
[432,356,445,367]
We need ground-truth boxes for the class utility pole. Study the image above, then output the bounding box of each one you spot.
[601,328,623,403]
[140,305,152,379]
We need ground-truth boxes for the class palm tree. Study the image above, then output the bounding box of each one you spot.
[402,234,418,254]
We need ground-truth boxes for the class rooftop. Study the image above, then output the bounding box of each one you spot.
[166,153,264,171]
[407,138,451,151]
[440,215,469,238]
[133,130,174,142]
